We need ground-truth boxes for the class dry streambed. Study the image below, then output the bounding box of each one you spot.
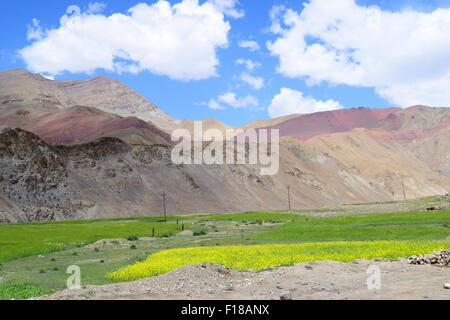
[36,259,450,300]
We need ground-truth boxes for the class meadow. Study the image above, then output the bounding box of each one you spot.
[107,240,450,281]
[205,211,307,222]
[0,220,184,263]
[252,210,450,241]
[107,209,450,281]
[0,200,449,299]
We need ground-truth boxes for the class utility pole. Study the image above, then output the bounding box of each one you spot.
[161,191,167,222]
[401,180,406,201]
[287,185,291,211]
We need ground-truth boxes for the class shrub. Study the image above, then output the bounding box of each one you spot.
[156,231,175,238]
[193,229,207,236]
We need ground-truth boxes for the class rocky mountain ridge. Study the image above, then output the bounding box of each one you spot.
[0,69,449,222]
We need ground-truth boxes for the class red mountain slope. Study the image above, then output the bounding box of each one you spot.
[264,107,400,141]
[0,105,170,145]
[259,106,449,144]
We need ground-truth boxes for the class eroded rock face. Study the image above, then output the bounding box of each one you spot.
[0,129,133,222]
[1,128,449,224]
[0,130,68,220]
[1,69,449,223]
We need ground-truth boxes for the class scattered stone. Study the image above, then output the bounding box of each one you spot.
[444,283,450,289]
[407,249,450,267]
[217,267,231,275]
[85,238,134,249]
[279,291,292,300]
[370,257,388,262]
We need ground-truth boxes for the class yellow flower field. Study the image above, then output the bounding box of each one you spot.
[107,240,450,282]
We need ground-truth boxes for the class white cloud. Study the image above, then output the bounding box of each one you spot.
[375,78,450,107]
[238,40,260,52]
[268,5,286,34]
[41,74,55,80]
[268,88,343,118]
[26,19,44,41]
[218,92,258,108]
[87,2,106,14]
[235,58,261,71]
[20,0,235,81]
[207,99,226,110]
[209,0,244,18]
[239,72,264,90]
[267,0,450,107]
[206,92,258,110]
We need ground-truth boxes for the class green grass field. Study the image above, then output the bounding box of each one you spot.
[0,204,448,299]
[0,282,49,300]
[252,210,450,241]
[0,221,185,263]
[206,211,307,221]
[0,210,306,264]
[9,214,207,226]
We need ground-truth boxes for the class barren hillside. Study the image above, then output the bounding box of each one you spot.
[0,69,448,223]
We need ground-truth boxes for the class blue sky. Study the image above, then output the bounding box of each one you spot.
[1,0,450,126]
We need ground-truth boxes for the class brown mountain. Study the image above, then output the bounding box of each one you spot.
[0,104,170,146]
[0,68,177,131]
[0,69,448,223]
[0,68,165,116]
[255,105,449,143]
[0,69,172,145]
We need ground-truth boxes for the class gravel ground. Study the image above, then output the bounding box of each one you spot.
[84,238,156,249]
[35,260,450,300]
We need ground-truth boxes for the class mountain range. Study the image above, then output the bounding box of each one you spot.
[0,68,448,222]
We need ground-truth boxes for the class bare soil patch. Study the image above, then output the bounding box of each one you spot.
[36,260,450,300]
[85,237,155,249]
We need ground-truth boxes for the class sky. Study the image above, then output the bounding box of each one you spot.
[1,0,450,126]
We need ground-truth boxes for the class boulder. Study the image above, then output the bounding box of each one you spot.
[178,230,194,236]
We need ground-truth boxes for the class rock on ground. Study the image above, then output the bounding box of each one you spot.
[408,249,450,267]
[35,260,450,300]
